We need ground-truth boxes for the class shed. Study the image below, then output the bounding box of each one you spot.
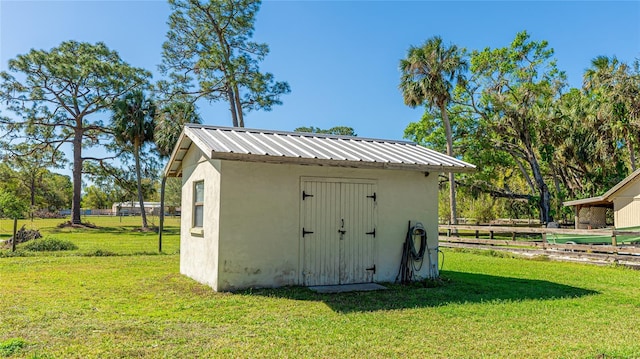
[564,168,640,229]
[165,125,475,291]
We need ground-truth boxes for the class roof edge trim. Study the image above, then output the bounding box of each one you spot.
[209,152,476,173]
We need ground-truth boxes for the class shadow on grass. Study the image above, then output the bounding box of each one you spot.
[246,270,598,313]
[47,226,180,235]
[48,225,125,234]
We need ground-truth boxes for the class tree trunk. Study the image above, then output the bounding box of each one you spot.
[30,176,35,221]
[440,104,457,225]
[234,83,244,127]
[158,175,166,252]
[11,217,17,252]
[196,2,239,128]
[628,138,636,172]
[134,140,148,229]
[523,138,551,223]
[71,127,83,225]
[227,88,239,127]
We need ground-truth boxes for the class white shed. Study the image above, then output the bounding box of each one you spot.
[564,168,640,229]
[165,125,475,291]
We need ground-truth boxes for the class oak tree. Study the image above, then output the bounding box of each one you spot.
[468,31,566,223]
[0,189,29,252]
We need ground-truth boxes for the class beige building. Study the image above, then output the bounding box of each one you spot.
[165,125,474,291]
[564,168,640,229]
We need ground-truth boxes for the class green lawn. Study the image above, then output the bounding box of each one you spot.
[0,216,181,255]
[1,219,640,358]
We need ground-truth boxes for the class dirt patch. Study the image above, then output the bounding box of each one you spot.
[57,221,98,229]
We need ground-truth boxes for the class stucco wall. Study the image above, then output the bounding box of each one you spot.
[214,160,439,291]
[180,146,222,290]
[612,178,640,228]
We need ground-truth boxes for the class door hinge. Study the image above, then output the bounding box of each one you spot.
[366,264,376,274]
[302,228,314,237]
[302,191,314,200]
[366,228,376,237]
[367,192,377,202]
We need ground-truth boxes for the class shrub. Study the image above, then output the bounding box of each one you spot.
[23,238,78,252]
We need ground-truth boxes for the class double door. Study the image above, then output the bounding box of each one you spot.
[301,178,377,286]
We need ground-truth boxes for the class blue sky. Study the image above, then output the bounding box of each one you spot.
[1,0,639,142]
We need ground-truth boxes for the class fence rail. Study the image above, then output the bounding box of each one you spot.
[439,236,640,255]
[439,224,640,246]
[438,225,640,262]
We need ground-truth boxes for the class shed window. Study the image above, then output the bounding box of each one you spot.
[193,181,204,228]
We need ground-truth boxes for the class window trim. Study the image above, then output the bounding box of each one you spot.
[193,180,204,229]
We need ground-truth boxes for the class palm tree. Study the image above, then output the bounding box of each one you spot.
[399,36,468,225]
[112,91,156,230]
[154,101,201,157]
[154,101,201,251]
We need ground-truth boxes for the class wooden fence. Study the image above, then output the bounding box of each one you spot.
[440,224,640,245]
[438,224,640,256]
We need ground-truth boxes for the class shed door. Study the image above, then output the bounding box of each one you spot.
[301,179,376,286]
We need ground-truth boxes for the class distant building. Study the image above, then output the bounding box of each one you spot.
[564,168,640,229]
[112,202,161,216]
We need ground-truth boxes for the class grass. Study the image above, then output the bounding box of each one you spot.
[0,338,26,357]
[1,218,640,357]
[0,216,181,255]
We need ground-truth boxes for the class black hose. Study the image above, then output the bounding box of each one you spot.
[409,222,427,260]
[396,221,428,284]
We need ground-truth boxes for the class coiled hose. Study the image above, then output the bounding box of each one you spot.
[396,221,428,284]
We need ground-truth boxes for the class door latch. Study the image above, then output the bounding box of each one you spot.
[339,219,346,236]
[302,228,314,237]
[366,265,376,274]
[366,228,376,237]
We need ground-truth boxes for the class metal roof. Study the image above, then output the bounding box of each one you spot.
[564,168,640,208]
[165,125,476,177]
[562,196,611,208]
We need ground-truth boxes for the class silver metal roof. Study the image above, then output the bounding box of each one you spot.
[165,125,476,177]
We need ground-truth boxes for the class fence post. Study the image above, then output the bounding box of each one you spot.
[475,221,479,239]
[511,232,516,241]
[542,232,547,243]
[490,231,494,239]
[612,233,617,247]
